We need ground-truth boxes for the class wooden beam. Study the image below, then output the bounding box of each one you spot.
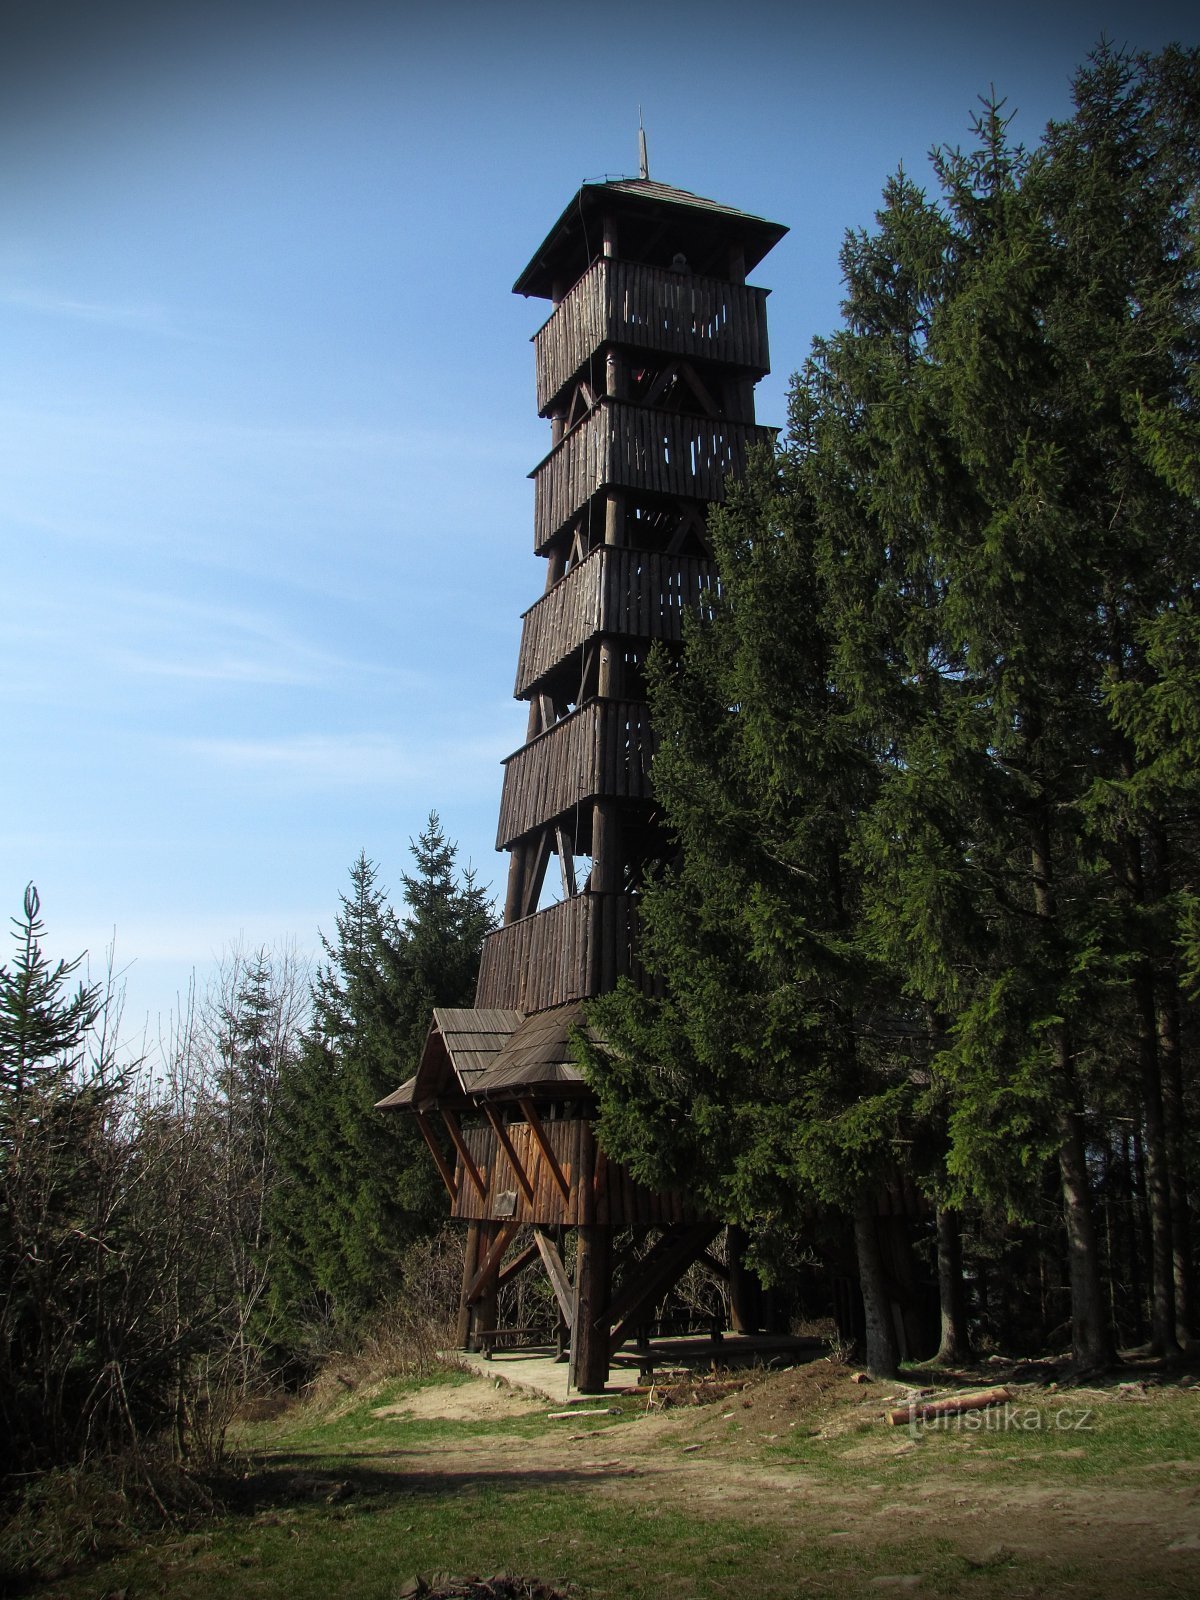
[555,825,578,898]
[470,1222,499,1344]
[456,1221,482,1346]
[484,1106,535,1203]
[607,1223,721,1355]
[518,1098,570,1201]
[571,1224,612,1392]
[415,1111,457,1202]
[497,1240,540,1288]
[700,1248,730,1282]
[520,831,554,919]
[677,359,720,419]
[466,1220,521,1304]
[534,1227,575,1328]
[440,1108,487,1200]
[641,361,678,410]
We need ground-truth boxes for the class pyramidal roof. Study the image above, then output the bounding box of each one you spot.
[513,177,787,299]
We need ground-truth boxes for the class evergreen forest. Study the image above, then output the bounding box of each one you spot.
[583,43,1200,1378]
[0,817,492,1480]
[2,41,1198,1520]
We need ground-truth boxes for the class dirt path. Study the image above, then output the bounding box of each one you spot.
[350,1369,1200,1591]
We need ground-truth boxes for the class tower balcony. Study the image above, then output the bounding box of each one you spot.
[475,890,650,1011]
[534,258,771,415]
[532,400,774,553]
[496,699,653,851]
[515,545,716,699]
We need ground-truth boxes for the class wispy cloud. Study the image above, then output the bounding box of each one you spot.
[0,286,186,337]
[183,729,512,793]
[3,584,411,693]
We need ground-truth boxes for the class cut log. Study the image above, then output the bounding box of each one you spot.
[887,1386,1014,1426]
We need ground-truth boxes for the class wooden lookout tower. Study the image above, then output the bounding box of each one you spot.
[379,175,787,1391]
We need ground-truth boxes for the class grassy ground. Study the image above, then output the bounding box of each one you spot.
[11,1360,1200,1600]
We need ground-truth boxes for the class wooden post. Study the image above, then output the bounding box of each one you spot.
[604,488,625,546]
[456,1222,482,1348]
[597,639,619,698]
[471,1222,501,1348]
[570,1224,612,1393]
[592,800,619,893]
[545,542,567,588]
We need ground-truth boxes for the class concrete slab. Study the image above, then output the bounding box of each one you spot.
[450,1332,823,1406]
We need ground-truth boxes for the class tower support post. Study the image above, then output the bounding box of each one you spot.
[570,1224,613,1392]
[456,1220,483,1349]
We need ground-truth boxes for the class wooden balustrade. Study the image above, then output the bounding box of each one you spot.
[532,402,773,552]
[449,1116,701,1227]
[515,546,716,697]
[496,699,654,849]
[534,258,771,414]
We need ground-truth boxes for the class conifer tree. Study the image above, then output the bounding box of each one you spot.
[271,818,492,1332]
[585,41,1199,1372]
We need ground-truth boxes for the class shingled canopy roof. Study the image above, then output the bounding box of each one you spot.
[375,1007,521,1112]
[469,1001,599,1100]
[513,177,787,300]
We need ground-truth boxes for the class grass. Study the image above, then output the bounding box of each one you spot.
[12,1368,1200,1600]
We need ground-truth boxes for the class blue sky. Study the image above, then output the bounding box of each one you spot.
[2,0,1194,1041]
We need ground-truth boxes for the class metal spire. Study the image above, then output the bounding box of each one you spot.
[638,110,649,180]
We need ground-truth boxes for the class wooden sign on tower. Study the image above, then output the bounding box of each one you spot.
[379,173,787,1391]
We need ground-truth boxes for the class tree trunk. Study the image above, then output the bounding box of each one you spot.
[1134,966,1179,1355]
[1029,809,1114,1371]
[727,1224,760,1334]
[935,1205,972,1364]
[1057,1101,1115,1370]
[1157,976,1195,1344]
[853,1197,900,1378]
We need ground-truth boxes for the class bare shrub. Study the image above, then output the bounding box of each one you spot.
[361,1226,466,1377]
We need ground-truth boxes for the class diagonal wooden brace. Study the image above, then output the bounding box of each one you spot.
[606,1222,721,1355]
[441,1107,487,1200]
[534,1227,574,1328]
[415,1111,457,1202]
[466,1220,521,1305]
[485,1105,535,1203]
[518,1097,570,1201]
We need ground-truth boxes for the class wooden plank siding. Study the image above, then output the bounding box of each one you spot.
[448,1115,703,1228]
[532,402,774,553]
[515,546,716,698]
[476,891,657,1012]
[534,258,771,415]
[476,894,593,1011]
[496,699,653,850]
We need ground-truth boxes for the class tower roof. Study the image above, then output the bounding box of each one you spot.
[513,177,788,299]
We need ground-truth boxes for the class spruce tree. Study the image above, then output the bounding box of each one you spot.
[584,42,1199,1372]
[271,819,493,1333]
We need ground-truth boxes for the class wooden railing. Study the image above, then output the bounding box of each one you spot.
[515,546,716,697]
[475,892,637,1011]
[496,699,654,849]
[532,401,773,551]
[534,259,771,414]
[449,1116,702,1228]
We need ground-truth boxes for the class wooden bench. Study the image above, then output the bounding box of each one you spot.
[474,1327,561,1358]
